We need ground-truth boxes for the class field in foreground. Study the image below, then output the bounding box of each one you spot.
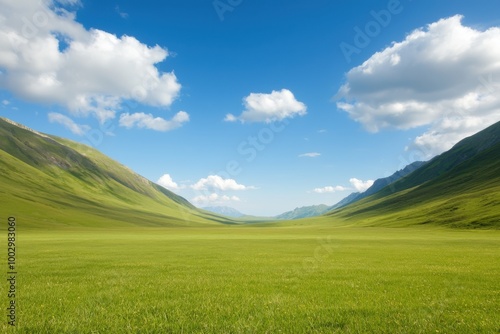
[3,225,499,333]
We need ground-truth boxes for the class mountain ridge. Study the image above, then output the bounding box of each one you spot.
[0,117,232,228]
[275,204,330,220]
[375,121,500,198]
[327,161,426,213]
[326,121,500,228]
[1,116,498,229]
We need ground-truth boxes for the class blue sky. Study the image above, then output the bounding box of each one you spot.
[1,0,500,216]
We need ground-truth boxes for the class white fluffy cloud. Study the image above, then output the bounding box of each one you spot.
[119,111,189,131]
[350,178,374,193]
[192,193,240,204]
[48,112,89,135]
[190,175,251,206]
[299,152,321,158]
[336,15,500,158]
[191,175,251,191]
[157,174,183,191]
[0,0,181,123]
[313,186,347,194]
[225,89,307,123]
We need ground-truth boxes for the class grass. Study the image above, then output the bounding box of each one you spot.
[1,118,499,332]
[0,149,234,229]
[0,118,235,229]
[2,225,499,333]
[327,143,500,229]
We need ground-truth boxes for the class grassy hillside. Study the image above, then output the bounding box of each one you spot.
[2,116,499,230]
[275,204,330,220]
[328,161,427,212]
[1,118,498,332]
[377,121,500,197]
[326,141,500,228]
[0,118,232,228]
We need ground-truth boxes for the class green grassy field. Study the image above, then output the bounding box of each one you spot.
[3,225,499,333]
[1,118,499,332]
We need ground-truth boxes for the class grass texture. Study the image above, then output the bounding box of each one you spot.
[1,225,498,333]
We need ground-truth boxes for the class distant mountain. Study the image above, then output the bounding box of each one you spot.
[0,117,233,228]
[361,161,426,198]
[275,204,330,220]
[202,206,245,218]
[328,192,361,211]
[327,161,426,212]
[277,161,428,220]
[327,121,500,228]
[376,122,500,198]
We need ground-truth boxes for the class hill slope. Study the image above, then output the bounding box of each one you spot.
[377,121,500,197]
[276,161,428,220]
[275,204,330,220]
[0,118,232,228]
[327,121,500,228]
[328,161,426,212]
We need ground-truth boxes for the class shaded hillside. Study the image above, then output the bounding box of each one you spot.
[0,118,232,228]
[377,121,500,197]
[327,122,500,229]
[329,192,361,211]
[361,161,426,198]
[327,161,426,212]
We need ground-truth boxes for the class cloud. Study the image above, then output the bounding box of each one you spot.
[299,152,321,158]
[115,5,129,19]
[191,175,252,191]
[349,178,374,193]
[157,174,183,191]
[313,186,347,194]
[225,89,307,123]
[190,175,252,205]
[48,112,90,135]
[2,100,10,106]
[192,193,241,204]
[223,113,237,122]
[0,0,181,123]
[57,0,82,5]
[335,15,500,158]
[119,111,189,131]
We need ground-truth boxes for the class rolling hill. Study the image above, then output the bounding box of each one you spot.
[328,161,426,212]
[326,121,500,228]
[275,204,330,220]
[2,116,498,230]
[275,161,428,220]
[0,117,233,228]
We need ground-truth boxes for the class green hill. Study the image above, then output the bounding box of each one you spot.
[327,161,426,212]
[377,121,500,197]
[326,121,500,229]
[2,117,498,230]
[275,204,330,220]
[0,118,232,228]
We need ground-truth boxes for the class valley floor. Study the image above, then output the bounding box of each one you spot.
[3,225,499,333]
